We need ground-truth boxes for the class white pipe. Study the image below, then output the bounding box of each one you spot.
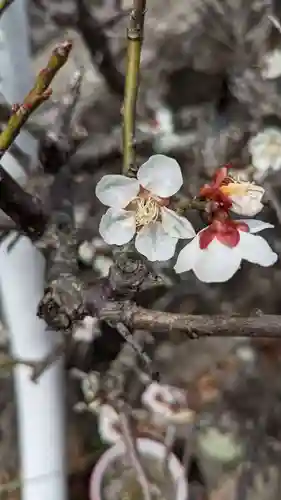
[0,237,67,500]
[0,2,67,500]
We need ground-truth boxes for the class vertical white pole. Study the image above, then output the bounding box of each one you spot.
[0,2,67,500]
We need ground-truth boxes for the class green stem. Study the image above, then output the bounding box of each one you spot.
[0,40,73,159]
[0,0,15,18]
[122,0,146,175]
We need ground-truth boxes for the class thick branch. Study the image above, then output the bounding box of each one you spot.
[99,304,281,338]
[0,40,72,158]
[122,0,146,174]
[0,165,48,239]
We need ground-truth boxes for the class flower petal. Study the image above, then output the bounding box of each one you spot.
[238,231,278,267]
[174,236,199,273]
[230,195,264,216]
[98,405,121,444]
[161,207,196,239]
[270,156,281,172]
[137,154,183,197]
[238,219,274,233]
[262,49,281,79]
[193,238,242,283]
[252,156,272,179]
[99,208,136,245]
[95,174,140,208]
[135,222,178,261]
[249,128,281,152]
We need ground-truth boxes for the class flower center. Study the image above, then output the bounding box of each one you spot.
[220,181,250,197]
[199,218,249,249]
[134,196,160,228]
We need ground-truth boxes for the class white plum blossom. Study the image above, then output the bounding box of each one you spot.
[248,127,281,180]
[221,180,265,217]
[142,382,193,424]
[98,404,121,444]
[174,219,278,283]
[95,155,195,261]
[261,48,281,80]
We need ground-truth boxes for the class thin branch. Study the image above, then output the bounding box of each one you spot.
[99,304,281,338]
[76,0,124,96]
[39,68,85,174]
[0,343,66,382]
[0,40,72,159]
[0,0,15,18]
[162,424,176,475]
[119,411,152,500]
[122,0,146,174]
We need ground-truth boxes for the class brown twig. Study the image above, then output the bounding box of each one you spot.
[99,303,281,338]
[122,0,146,174]
[119,411,152,500]
[0,40,72,159]
[76,0,124,96]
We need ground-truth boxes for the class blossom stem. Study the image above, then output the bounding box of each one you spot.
[0,40,72,159]
[122,0,146,175]
[172,196,208,214]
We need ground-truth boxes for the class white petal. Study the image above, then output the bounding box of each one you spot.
[95,174,140,208]
[99,208,136,245]
[137,154,183,197]
[135,222,178,261]
[161,207,196,239]
[142,383,187,421]
[155,107,174,134]
[270,155,281,172]
[238,219,274,233]
[193,239,242,283]
[142,383,172,418]
[238,231,278,267]
[262,49,281,79]
[252,155,271,176]
[98,405,121,444]
[230,195,263,217]
[249,128,281,151]
[174,237,199,273]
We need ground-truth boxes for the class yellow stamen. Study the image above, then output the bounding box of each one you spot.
[134,196,160,227]
[220,182,250,196]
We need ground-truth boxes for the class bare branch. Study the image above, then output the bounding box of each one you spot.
[99,303,281,338]
[119,411,152,500]
[76,0,124,96]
